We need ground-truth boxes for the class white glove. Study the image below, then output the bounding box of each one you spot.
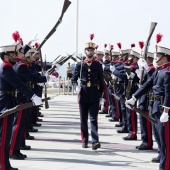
[37,83,44,86]
[125,96,136,108]
[138,58,150,72]
[28,34,39,46]
[102,64,105,70]
[126,72,135,79]
[99,98,105,105]
[31,94,42,106]
[110,65,115,72]
[55,63,61,71]
[135,69,147,79]
[76,86,80,92]
[111,74,117,80]
[44,72,50,81]
[160,112,169,123]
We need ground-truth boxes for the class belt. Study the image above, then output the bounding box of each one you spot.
[0,90,15,96]
[153,95,164,101]
[81,82,97,87]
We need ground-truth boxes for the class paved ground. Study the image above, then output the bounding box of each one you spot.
[11,95,159,170]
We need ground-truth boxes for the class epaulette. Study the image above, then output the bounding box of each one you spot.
[2,62,13,70]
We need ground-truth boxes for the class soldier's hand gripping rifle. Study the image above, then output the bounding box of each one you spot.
[139,22,157,84]
[104,71,117,95]
[124,66,133,99]
[112,94,156,124]
[0,96,54,119]
[103,71,110,86]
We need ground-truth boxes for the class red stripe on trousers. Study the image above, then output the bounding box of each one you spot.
[146,112,152,148]
[104,84,108,112]
[114,98,119,120]
[10,105,23,155]
[0,116,8,170]
[164,121,170,170]
[78,102,84,142]
[130,110,136,138]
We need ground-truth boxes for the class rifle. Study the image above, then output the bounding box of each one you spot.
[34,0,71,53]
[52,55,61,63]
[48,53,75,75]
[104,71,117,95]
[124,66,133,99]
[109,44,113,65]
[0,96,54,119]
[112,94,156,124]
[103,71,110,86]
[39,49,44,76]
[139,22,157,84]
[44,55,49,109]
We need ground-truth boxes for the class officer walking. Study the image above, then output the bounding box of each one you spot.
[72,35,104,150]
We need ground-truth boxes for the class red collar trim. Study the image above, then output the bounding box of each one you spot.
[15,57,23,62]
[84,59,95,64]
[158,62,170,70]
[3,61,13,67]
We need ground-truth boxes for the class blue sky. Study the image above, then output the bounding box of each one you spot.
[1,0,170,77]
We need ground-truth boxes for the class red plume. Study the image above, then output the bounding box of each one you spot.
[90,33,94,41]
[12,31,20,42]
[131,43,135,48]
[138,41,144,49]
[104,44,107,48]
[110,45,114,50]
[19,38,23,45]
[35,42,39,48]
[117,42,121,49]
[95,45,99,50]
[156,33,163,44]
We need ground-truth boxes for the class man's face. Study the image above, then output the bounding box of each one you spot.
[17,49,25,59]
[85,48,95,58]
[105,54,110,61]
[97,54,103,61]
[8,52,17,64]
[155,53,167,66]
[133,57,138,63]
[30,55,36,62]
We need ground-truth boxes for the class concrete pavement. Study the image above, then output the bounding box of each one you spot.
[10,95,159,170]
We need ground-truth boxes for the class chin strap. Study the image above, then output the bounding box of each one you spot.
[156,54,165,63]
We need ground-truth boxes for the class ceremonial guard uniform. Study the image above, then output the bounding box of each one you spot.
[72,35,104,150]
[126,46,170,170]
[136,52,155,150]
[9,46,47,159]
[0,43,42,170]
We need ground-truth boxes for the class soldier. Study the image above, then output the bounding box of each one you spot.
[107,51,120,122]
[136,52,155,150]
[0,43,42,170]
[9,44,49,160]
[72,36,104,150]
[99,47,110,115]
[126,45,170,170]
[111,49,140,140]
